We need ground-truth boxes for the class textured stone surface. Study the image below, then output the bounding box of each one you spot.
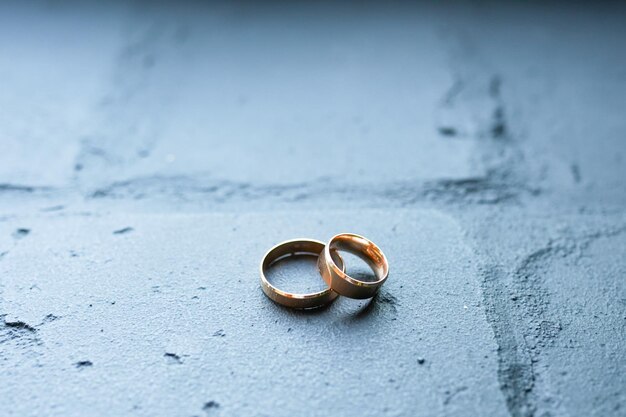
[0,211,507,417]
[0,1,625,417]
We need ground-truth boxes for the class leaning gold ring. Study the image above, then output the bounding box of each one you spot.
[318,233,389,299]
[260,239,344,309]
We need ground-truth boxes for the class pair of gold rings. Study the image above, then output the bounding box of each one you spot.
[260,233,389,309]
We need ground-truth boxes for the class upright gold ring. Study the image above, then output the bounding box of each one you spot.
[260,239,343,309]
[318,233,389,299]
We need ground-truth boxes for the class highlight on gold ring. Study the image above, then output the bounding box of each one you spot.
[318,233,389,300]
[260,238,344,309]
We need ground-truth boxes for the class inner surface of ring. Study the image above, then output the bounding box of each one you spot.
[263,241,343,295]
[266,253,328,294]
[329,236,387,281]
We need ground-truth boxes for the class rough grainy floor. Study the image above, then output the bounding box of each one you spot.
[0,1,625,417]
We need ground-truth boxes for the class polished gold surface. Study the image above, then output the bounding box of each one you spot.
[318,233,389,299]
[260,239,343,309]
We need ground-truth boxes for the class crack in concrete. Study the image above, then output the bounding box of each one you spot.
[481,265,536,417]
[482,225,626,417]
[83,173,538,208]
[3,318,37,332]
[436,31,568,416]
[75,360,93,368]
[0,183,52,194]
[0,315,42,357]
[0,171,540,213]
[164,352,182,364]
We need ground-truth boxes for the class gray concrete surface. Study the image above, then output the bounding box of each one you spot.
[0,1,625,417]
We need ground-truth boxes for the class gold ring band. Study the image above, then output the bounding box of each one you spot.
[318,233,389,299]
[260,239,343,309]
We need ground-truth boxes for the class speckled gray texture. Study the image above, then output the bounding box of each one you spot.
[0,1,625,417]
[1,211,506,417]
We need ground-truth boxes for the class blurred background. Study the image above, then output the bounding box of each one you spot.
[2,0,624,209]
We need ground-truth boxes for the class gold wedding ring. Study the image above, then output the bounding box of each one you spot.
[260,239,344,309]
[318,233,389,299]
